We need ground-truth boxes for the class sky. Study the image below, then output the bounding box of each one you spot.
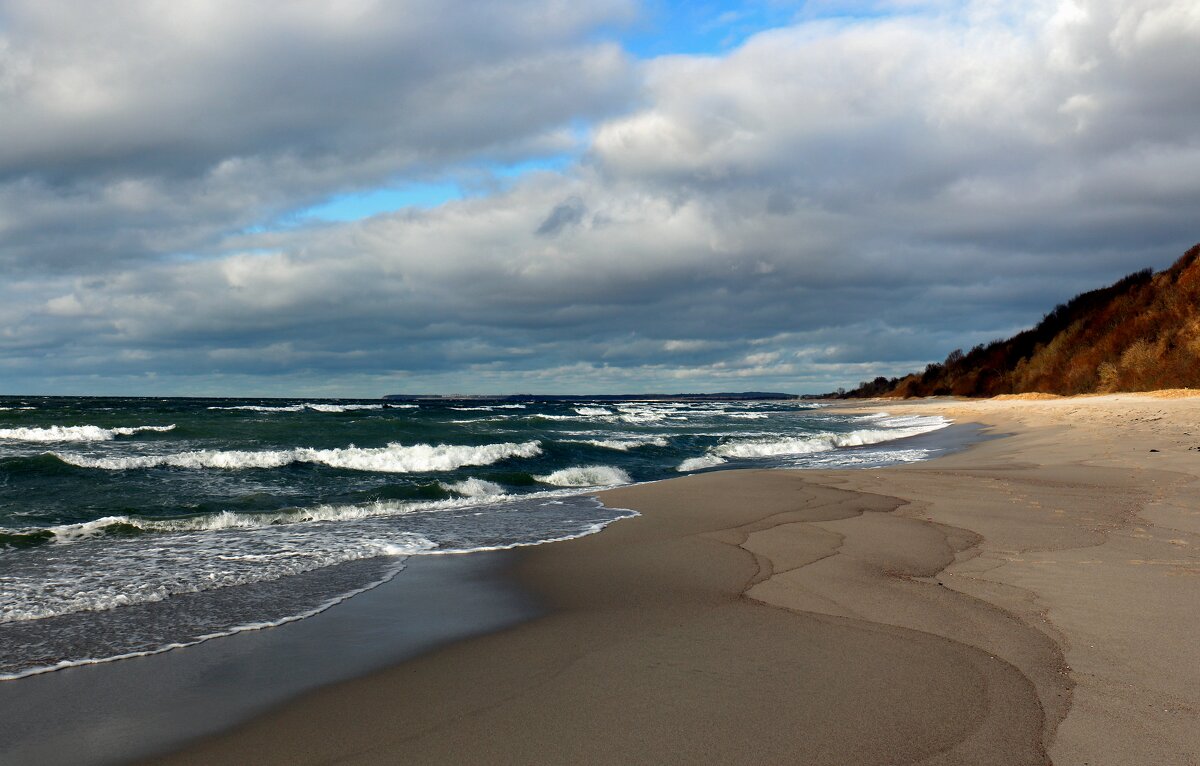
[1,0,1197,397]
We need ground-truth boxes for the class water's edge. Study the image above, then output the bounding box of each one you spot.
[0,421,989,766]
[0,552,538,766]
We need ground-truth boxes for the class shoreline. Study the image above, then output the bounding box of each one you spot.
[146,393,1200,764]
[0,417,973,766]
[0,552,537,766]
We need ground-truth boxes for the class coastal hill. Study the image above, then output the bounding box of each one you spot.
[837,242,1200,398]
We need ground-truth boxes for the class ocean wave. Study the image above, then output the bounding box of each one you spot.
[534,465,631,487]
[614,407,667,424]
[0,424,175,442]
[0,497,639,681]
[16,490,618,548]
[561,437,670,451]
[32,498,479,543]
[439,477,507,498]
[0,558,413,681]
[713,416,949,459]
[0,531,434,624]
[676,454,728,471]
[574,406,613,416]
[208,403,385,413]
[450,404,526,411]
[53,440,543,473]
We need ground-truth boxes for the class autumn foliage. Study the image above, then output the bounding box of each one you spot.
[842,243,1200,398]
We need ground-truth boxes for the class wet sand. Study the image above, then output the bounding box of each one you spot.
[0,552,534,766]
[148,393,1200,765]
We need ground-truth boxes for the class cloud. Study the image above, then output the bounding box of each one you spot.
[536,196,588,236]
[1,0,1198,395]
[0,0,636,271]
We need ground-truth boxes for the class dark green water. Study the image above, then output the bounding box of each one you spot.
[0,395,949,679]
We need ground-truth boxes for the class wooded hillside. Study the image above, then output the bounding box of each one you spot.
[840,243,1200,398]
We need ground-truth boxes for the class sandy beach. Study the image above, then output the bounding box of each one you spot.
[147,393,1200,765]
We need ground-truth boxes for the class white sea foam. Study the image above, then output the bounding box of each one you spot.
[38,496,494,542]
[2,493,631,623]
[799,448,933,467]
[427,512,638,555]
[450,404,525,411]
[208,403,385,413]
[0,424,175,442]
[439,477,507,498]
[54,440,543,473]
[676,454,728,471]
[0,558,415,681]
[705,417,950,458]
[726,412,769,419]
[0,530,434,625]
[561,436,670,451]
[574,406,613,416]
[0,498,639,681]
[534,465,632,487]
[614,407,667,424]
[712,415,949,459]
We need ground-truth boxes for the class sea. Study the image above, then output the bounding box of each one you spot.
[0,395,951,682]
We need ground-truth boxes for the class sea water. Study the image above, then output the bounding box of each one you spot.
[0,396,948,679]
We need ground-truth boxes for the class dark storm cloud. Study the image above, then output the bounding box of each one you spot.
[2,0,1198,395]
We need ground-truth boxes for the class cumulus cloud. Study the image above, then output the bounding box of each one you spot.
[0,0,636,270]
[1,0,1198,395]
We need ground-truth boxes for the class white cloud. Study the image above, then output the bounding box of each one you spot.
[1,0,1197,395]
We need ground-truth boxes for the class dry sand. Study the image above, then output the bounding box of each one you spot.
[149,394,1200,765]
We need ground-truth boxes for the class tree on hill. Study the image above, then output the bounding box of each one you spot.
[835,242,1200,398]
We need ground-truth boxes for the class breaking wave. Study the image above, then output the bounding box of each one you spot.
[535,465,632,487]
[677,454,728,472]
[0,424,176,442]
[574,406,613,416]
[561,436,670,451]
[675,415,949,469]
[439,477,507,498]
[208,403,385,413]
[53,440,543,473]
[713,416,948,458]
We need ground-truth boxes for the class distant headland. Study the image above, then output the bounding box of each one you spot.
[382,392,799,402]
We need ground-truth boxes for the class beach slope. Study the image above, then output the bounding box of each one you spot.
[150,394,1200,765]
